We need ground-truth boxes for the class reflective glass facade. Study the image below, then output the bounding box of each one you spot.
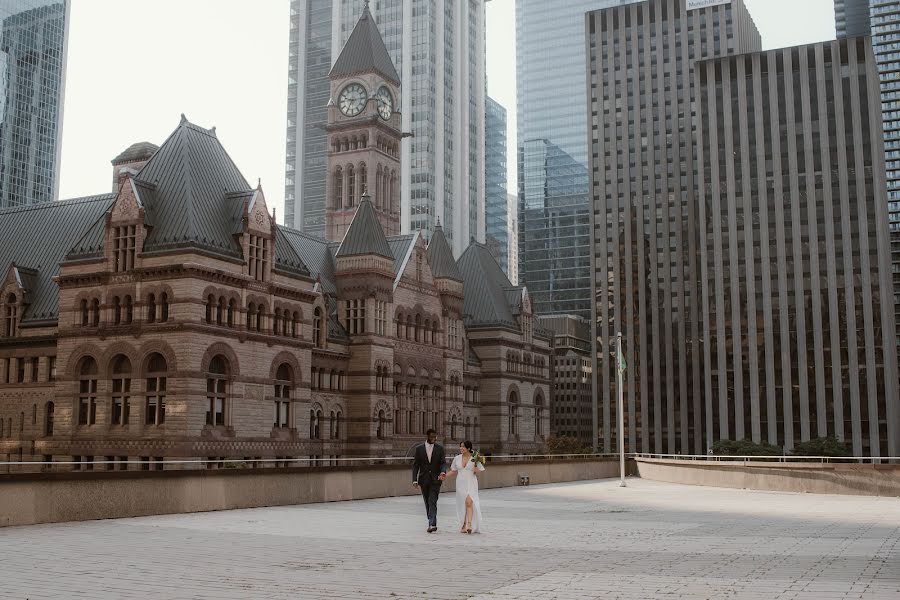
[869,1,900,361]
[285,0,332,235]
[516,0,633,320]
[835,0,872,37]
[288,0,486,254]
[0,0,67,209]
[485,95,508,274]
[696,37,898,457]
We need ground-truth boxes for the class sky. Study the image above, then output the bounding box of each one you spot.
[58,0,837,222]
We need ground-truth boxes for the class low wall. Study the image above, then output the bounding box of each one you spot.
[0,458,622,527]
[635,458,900,497]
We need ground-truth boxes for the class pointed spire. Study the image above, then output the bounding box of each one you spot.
[427,223,462,281]
[329,0,400,84]
[336,195,393,259]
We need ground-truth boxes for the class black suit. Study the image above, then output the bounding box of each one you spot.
[411,442,447,528]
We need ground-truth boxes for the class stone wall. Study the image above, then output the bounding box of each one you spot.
[0,457,620,527]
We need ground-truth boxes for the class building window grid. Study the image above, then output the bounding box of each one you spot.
[113,226,136,272]
[249,235,269,281]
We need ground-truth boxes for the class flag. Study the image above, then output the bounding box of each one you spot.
[617,337,626,373]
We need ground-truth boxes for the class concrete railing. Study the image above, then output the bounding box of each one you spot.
[634,455,900,497]
[0,456,626,528]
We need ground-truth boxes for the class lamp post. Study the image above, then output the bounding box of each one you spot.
[615,332,626,487]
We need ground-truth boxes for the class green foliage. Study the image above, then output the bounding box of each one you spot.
[711,438,782,456]
[791,437,852,457]
[543,435,592,455]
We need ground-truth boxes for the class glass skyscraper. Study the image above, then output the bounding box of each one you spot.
[286,0,486,255]
[0,0,68,209]
[516,0,636,320]
[835,0,872,37]
[485,95,508,275]
[869,1,900,363]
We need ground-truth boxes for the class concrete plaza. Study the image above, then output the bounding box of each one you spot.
[0,478,898,599]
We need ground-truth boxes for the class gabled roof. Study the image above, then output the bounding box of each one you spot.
[426,224,461,281]
[0,194,115,323]
[457,241,524,329]
[335,195,393,259]
[134,116,251,258]
[329,5,400,84]
[277,226,336,294]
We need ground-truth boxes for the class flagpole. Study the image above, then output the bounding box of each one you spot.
[617,331,626,487]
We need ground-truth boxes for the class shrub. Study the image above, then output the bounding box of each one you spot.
[543,435,592,455]
[791,437,852,457]
[712,438,782,456]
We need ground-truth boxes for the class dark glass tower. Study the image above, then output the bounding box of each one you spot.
[485,95,508,275]
[834,0,871,38]
[0,0,68,208]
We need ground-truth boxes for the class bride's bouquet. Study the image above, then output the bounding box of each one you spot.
[469,450,485,467]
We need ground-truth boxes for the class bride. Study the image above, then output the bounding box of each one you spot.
[444,440,485,533]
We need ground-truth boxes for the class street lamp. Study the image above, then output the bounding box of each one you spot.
[613,332,626,488]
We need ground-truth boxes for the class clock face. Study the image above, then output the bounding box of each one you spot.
[376,86,393,120]
[338,83,367,117]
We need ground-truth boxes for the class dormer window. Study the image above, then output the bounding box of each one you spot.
[248,235,269,281]
[4,293,18,337]
[113,226,136,272]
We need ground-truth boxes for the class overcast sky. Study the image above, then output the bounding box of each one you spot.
[58,0,836,221]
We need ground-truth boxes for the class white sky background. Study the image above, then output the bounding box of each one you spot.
[59,0,837,222]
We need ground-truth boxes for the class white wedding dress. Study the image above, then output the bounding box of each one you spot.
[451,454,485,533]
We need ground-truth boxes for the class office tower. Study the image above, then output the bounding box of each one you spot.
[485,96,509,275]
[517,0,632,320]
[540,314,593,447]
[507,193,518,285]
[287,0,486,254]
[586,0,761,454]
[284,0,332,236]
[695,37,898,457]
[835,0,871,37]
[0,0,68,208]
[869,1,900,375]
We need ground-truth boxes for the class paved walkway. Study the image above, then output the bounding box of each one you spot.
[1,479,898,599]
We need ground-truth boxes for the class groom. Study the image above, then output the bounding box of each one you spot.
[412,428,447,533]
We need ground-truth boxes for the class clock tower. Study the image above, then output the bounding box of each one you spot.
[325,2,402,242]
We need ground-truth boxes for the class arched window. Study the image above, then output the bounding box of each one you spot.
[216,297,225,326]
[406,315,412,339]
[310,367,318,390]
[91,298,100,327]
[313,307,323,347]
[110,355,131,426]
[335,410,343,439]
[247,303,257,331]
[206,355,229,426]
[338,371,345,391]
[347,164,355,206]
[146,353,167,426]
[227,299,236,327]
[451,414,458,440]
[333,167,343,208]
[508,391,519,438]
[206,295,215,324]
[432,321,438,344]
[44,401,55,436]
[310,408,322,439]
[4,293,17,336]
[396,313,403,338]
[274,363,292,428]
[534,393,544,438]
[160,293,170,322]
[292,311,299,338]
[329,411,336,438]
[124,296,134,324]
[329,369,336,391]
[147,294,157,323]
[359,163,367,196]
[113,296,122,325]
[375,165,383,209]
[77,357,98,426]
[274,308,282,336]
[415,314,422,342]
[376,410,385,439]
[80,299,89,327]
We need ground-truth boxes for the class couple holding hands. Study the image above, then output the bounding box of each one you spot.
[411,429,486,534]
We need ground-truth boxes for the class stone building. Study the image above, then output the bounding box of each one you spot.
[0,9,549,470]
[0,115,550,470]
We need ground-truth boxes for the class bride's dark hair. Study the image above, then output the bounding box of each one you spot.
[461,440,473,452]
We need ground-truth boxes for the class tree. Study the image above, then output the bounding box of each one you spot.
[791,437,852,457]
[544,435,592,455]
[712,438,782,456]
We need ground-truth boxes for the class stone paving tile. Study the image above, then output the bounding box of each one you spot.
[0,479,898,599]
